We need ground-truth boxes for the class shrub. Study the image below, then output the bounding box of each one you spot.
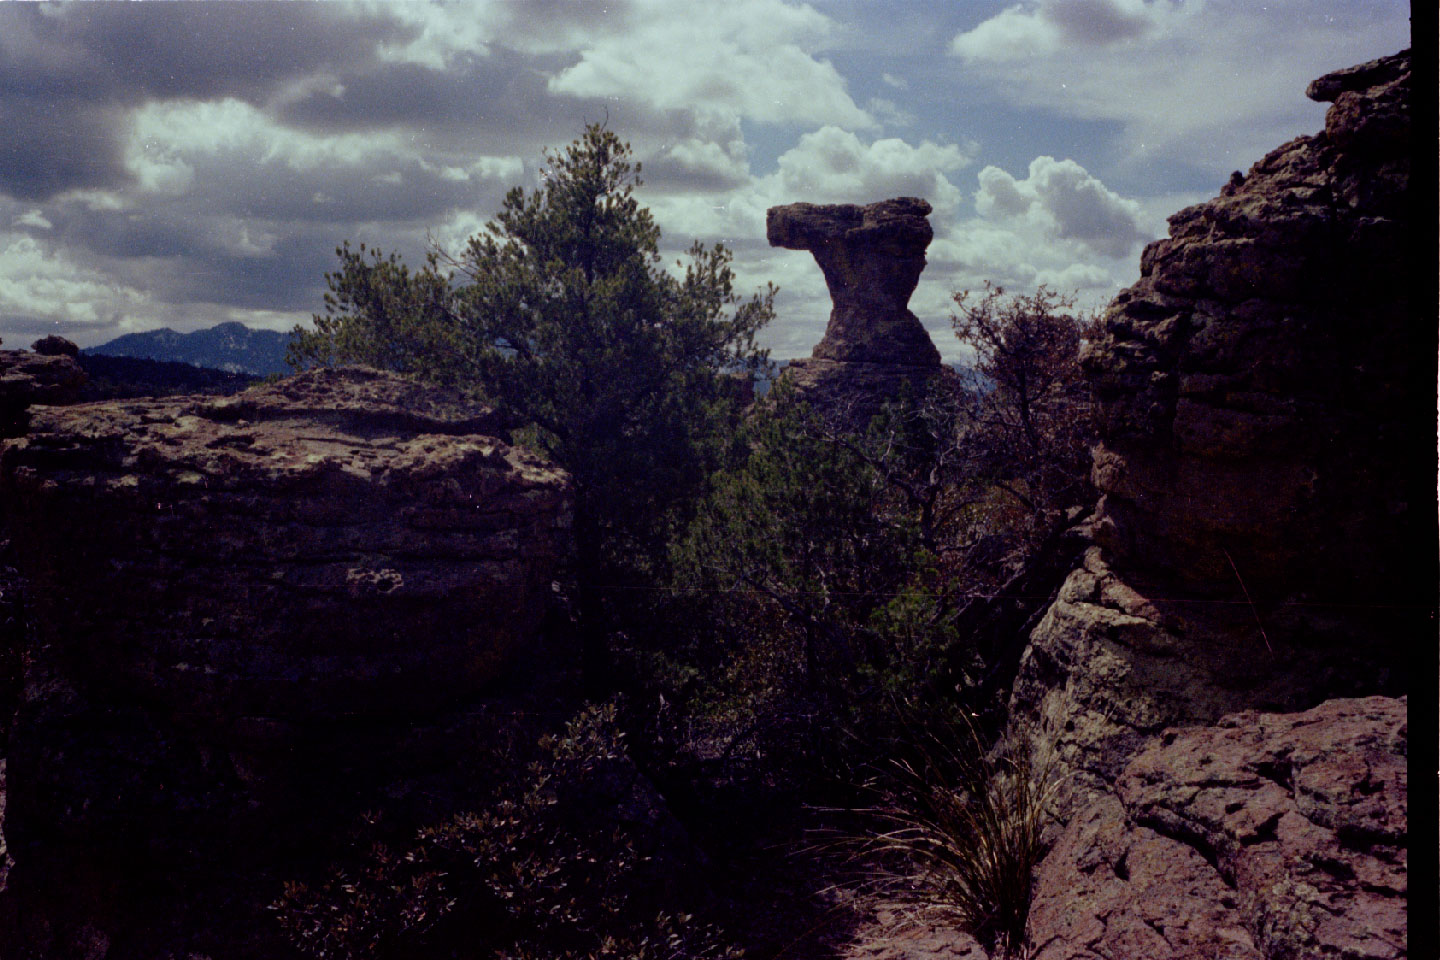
[274,703,741,960]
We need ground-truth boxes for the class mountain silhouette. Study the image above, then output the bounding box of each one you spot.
[86,322,294,376]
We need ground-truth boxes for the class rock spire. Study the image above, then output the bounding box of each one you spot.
[765,196,946,426]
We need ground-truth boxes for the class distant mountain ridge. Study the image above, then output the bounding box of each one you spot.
[86,322,294,376]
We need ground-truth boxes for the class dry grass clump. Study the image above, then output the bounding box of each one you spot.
[856,722,1059,958]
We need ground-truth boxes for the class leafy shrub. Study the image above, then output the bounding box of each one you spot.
[274,703,740,960]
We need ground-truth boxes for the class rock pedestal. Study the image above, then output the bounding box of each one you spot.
[0,367,573,957]
[767,197,946,427]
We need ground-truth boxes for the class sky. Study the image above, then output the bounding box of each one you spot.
[0,0,1411,363]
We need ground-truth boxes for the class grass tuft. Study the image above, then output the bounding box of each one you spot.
[854,720,1059,958]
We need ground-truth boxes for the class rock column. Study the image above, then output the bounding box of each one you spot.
[766,197,946,426]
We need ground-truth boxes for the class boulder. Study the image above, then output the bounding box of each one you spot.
[0,366,573,957]
[29,335,79,358]
[767,197,947,427]
[0,349,86,439]
[1029,697,1406,960]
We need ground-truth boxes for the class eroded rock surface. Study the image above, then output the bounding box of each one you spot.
[1083,48,1418,594]
[0,366,573,957]
[767,197,946,427]
[1009,50,1414,959]
[1012,50,1416,800]
[1030,697,1406,960]
[0,349,86,440]
[768,197,940,366]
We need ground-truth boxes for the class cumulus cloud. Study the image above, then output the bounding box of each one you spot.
[0,3,410,200]
[974,156,1148,258]
[951,0,1181,60]
[547,0,872,129]
[768,127,973,211]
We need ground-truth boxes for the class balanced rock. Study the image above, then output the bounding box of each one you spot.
[0,367,573,956]
[768,197,940,365]
[767,197,945,426]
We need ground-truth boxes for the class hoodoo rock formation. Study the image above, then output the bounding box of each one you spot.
[0,367,573,957]
[767,197,945,425]
[1011,51,1415,959]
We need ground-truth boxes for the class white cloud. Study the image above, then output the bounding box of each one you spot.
[867,97,917,127]
[0,235,152,333]
[13,209,52,230]
[768,126,973,212]
[547,0,873,129]
[950,0,1410,175]
[952,0,1182,61]
[881,72,908,89]
[974,156,1148,258]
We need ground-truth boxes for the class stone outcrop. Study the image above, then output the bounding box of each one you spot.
[0,367,573,957]
[1084,48,1418,596]
[0,349,86,440]
[767,197,946,426]
[1011,49,1417,800]
[1006,51,1415,959]
[1029,697,1406,960]
[29,335,79,358]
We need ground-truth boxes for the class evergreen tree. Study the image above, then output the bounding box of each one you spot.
[291,125,775,685]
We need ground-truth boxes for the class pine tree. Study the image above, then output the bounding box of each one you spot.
[290,124,776,687]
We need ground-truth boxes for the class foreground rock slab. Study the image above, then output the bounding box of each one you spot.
[1029,697,1406,960]
[0,366,573,957]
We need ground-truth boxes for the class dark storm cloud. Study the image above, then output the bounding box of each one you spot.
[1046,0,1158,45]
[0,313,106,339]
[274,48,586,153]
[0,2,414,199]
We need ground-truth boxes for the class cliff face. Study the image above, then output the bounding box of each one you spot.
[0,367,574,957]
[1012,51,1415,959]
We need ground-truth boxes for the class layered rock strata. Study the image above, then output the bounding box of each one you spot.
[1013,49,1417,799]
[767,197,946,426]
[1008,51,1415,958]
[0,367,573,957]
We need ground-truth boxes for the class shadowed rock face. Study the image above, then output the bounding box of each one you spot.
[767,197,941,366]
[0,349,86,439]
[0,366,574,957]
[1009,49,1415,960]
